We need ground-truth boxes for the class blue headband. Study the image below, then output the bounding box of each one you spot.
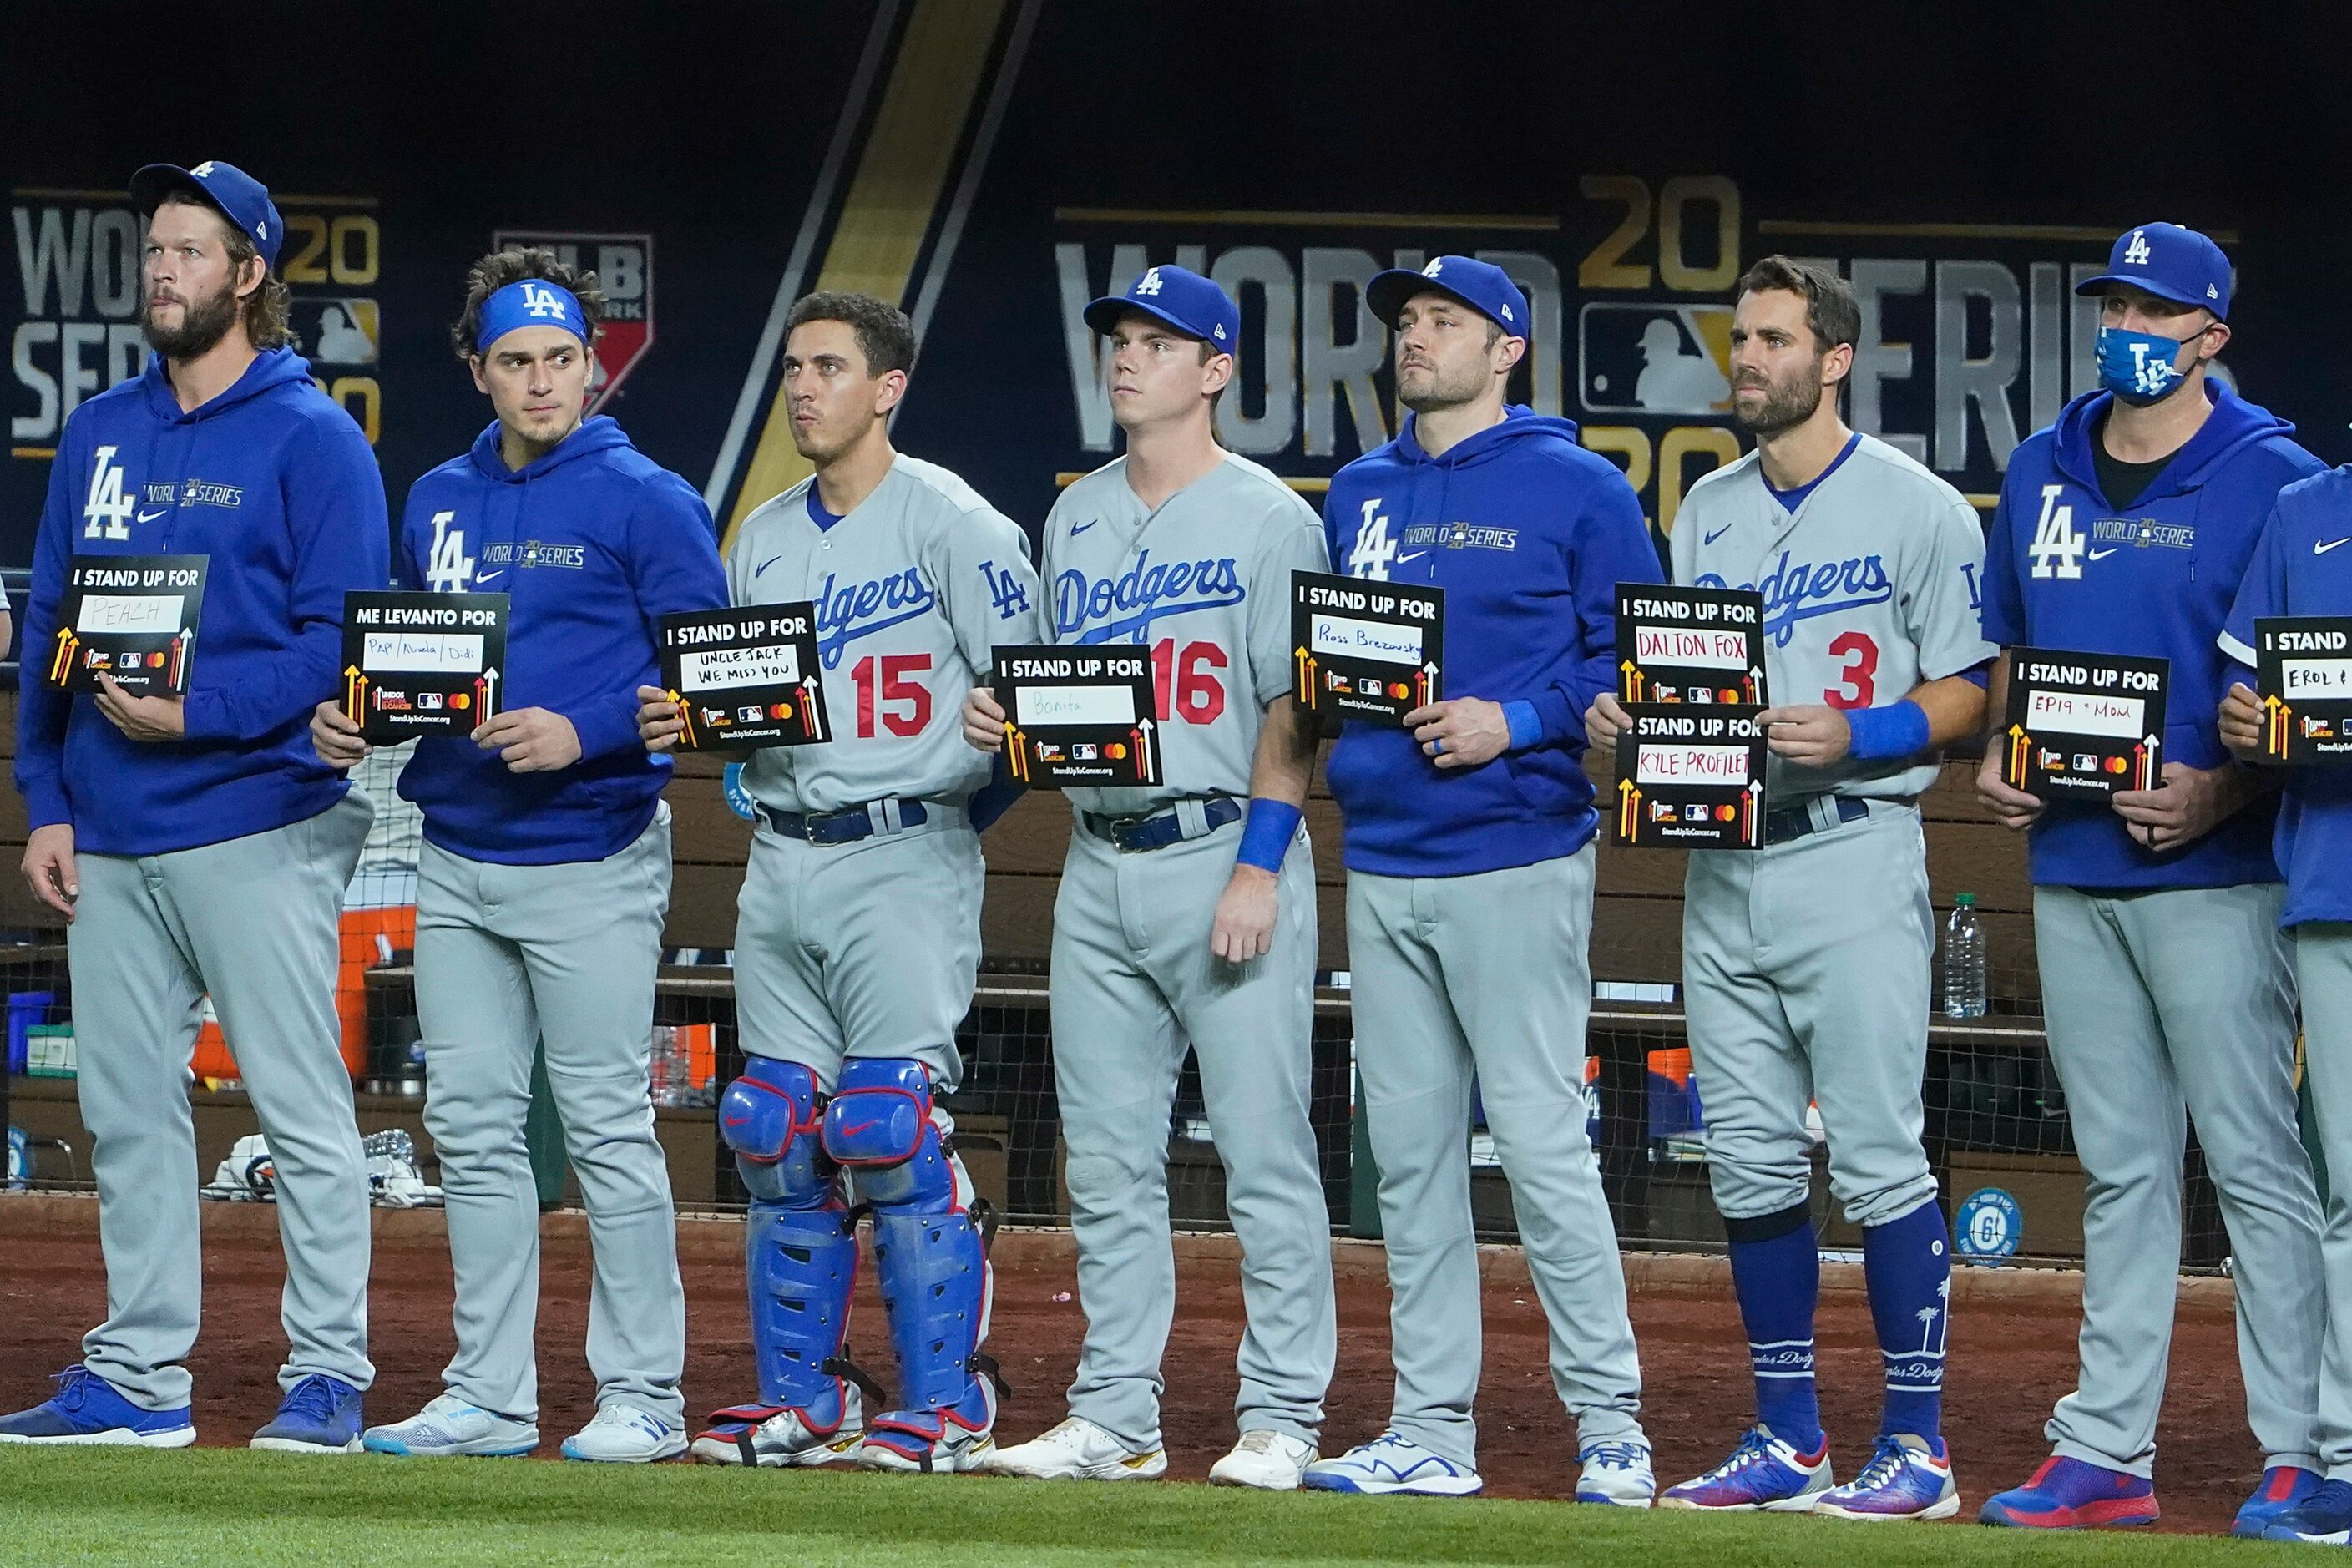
[474,278,587,353]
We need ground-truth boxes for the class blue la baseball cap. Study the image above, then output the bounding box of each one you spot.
[129,159,284,268]
[1084,264,1239,352]
[2075,222,2231,321]
[1366,255,1530,338]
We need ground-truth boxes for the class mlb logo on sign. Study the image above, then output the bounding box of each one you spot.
[493,230,655,413]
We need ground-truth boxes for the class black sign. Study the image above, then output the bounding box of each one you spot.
[2255,616,2352,764]
[50,554,209,695]
[1612,706,1766,849]
[993,645,1160,789]
[2000,647,2168,798]
[1616,584,1767,706]
[1291,570,1444,726]
[341,591,509,740]
[658,604,830,750]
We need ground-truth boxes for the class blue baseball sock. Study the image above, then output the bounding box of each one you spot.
[1863,1197,1951,1442]
[1724,1201,1823,1453]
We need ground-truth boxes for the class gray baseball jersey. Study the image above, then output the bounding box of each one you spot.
[1043,453,1329,817]
[1031,453,1336,1451]
[730,456,1044,814]
[1672,434,1994,802]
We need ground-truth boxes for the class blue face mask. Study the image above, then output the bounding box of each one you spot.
[2095,324,2202,405]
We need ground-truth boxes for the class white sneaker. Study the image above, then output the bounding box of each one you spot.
[1576,1439,1657,1506]
[690,1392,864,1468]
[1210,1429,1318,1490]
[560,1403,687,1464]
[1301,1432,1484,1496]
[984,1415,1167,1480]
[361,1393,538,1458]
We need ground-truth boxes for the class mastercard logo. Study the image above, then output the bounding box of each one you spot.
[770,702,793,721]
[1388,681,1410,700]
[450,693,472,711]
[1715,804,1737,822]
[147,651,166,668]
[2104,755,2129,775]
[1107,742,1127,760]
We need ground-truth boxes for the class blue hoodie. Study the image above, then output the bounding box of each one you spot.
[1323,407,1662,877]
[16,348,388,857]
[392,417,726,865]
[1982,383,2324,889]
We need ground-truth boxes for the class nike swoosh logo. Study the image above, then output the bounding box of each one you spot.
[2319,539,2352,554]
[1703,523,1734,545]
[2086,548,2117,560]
[474,570,504,584]
[756,554,785,576]
[1071,519,1099,534]
[135,508,167,523]
[1395,550,1427,564]
[837,1120,880,1138]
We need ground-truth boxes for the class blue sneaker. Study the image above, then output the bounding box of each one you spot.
[1660,1425,1833,1511]
[1300,1432,1484,1496]
[2264,1477,2352,1545]
[252,1373,364,1454]
[1980,1454,2157,1529]
[1814,1434,1958,1521]
[0,1365,195,1447]
[2235,1465,2323,1539]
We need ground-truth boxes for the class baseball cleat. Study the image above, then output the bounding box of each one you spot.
[986,1415,1166,1481]
[1813,1434,1957,1521]
[1301,1432,1484,1497]
[250,1373,364,1454]
[1209,1429,1317,1490]
[561,1403,687,1463]
[1978,1454,2157,1529]
[691,1393,864,1468]
[0,1365,195,1448]
[857,1383,999,1475]
[1576,1439,1656,1506]
[2235,1464,2323,1539]
[1660,1424,1833,1511]
[362,1393,539,1458]
[2264,1478,2352,1545]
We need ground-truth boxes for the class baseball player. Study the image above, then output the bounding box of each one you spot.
[1590,257,1991,1520]
[2220,472,2352,1545]
[959,266,1338,1490]
[1311,255,1658,1502]
[0,161,386,1451]
[638,291,1041,1473]
[1975,225,2326,1535]
[311,249,726,1462]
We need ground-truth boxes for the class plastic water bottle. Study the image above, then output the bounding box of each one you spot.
[1942,893,1988,1019]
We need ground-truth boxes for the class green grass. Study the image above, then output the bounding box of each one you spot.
[0,1449,2305,1566]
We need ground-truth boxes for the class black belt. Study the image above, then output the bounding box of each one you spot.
[759,799,929,846]
[1080,797,1242,854]
[1763,796,1869,847]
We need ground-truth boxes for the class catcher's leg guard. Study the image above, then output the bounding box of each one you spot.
[695,1058,864,1466]
[822,1057,999,1473]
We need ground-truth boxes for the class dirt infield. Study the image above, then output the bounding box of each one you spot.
[0,1199,2255,1533]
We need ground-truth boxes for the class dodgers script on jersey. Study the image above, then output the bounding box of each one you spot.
[1672,435,1993,801]
[728,457,1042,812]
[1044,454,1328,817]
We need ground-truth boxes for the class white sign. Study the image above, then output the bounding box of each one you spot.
[1636,745,1753,784]
[2283,659,2352,698]
[2026,688,2144,739]
[363,631,485,673]
[1311,612,1423,665]
[76,594,181,634]
[1016,683,1137,727]
[681,643,800,691]
[1634,625,1750,668]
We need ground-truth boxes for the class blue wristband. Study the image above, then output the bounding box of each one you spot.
[1236,798,1302,873]
[1844,699,1931,761]
[1503,699,1543,751]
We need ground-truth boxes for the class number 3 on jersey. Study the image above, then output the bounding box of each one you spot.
[852,654,932,737]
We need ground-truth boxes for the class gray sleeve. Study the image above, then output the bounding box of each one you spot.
[724,515,754,606]
[929,504,1044,675]
[1905,495,1998,682]
[1667,502,1697,587]
[1248,499,1328,708]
